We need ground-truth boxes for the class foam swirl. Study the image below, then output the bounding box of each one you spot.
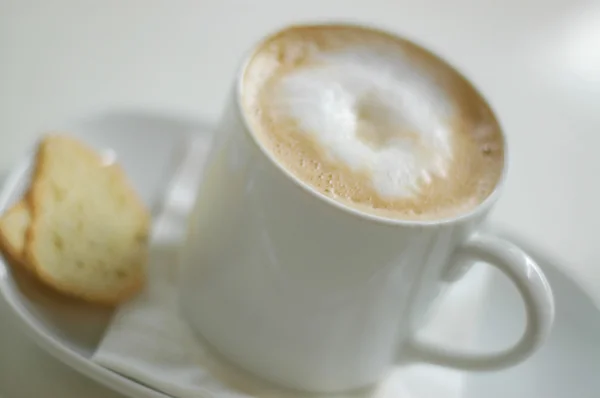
[270,49,454,199]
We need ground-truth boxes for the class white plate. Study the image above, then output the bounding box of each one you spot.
[0,112,598,398]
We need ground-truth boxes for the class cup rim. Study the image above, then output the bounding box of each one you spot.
[234,21,508,227]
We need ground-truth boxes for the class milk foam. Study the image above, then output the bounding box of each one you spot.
[271,49,454,198]
[243,25,505,220]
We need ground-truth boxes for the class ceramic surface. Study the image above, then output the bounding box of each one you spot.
[180,49,553,389]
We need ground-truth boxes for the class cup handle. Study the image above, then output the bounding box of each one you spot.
[404,232,555,371]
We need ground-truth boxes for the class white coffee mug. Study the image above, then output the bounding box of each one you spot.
[179,24,554,393]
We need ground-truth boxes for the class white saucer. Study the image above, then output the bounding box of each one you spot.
[0,112,598,398]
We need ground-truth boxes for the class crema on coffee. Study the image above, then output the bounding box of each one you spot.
[242,25,504,220]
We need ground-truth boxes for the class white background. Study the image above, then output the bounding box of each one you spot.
[0,0,599,396]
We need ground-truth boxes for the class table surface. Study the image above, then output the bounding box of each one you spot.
[1,1,599,397]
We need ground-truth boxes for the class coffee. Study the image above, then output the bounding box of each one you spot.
[242,25,504,220]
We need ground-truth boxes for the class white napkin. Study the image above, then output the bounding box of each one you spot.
[92,136,491,398]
